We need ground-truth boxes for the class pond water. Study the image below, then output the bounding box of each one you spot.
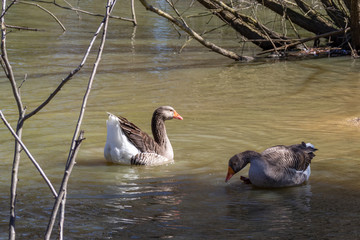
[1,1,360,239]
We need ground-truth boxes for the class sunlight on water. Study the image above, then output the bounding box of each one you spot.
[0,1,360,239]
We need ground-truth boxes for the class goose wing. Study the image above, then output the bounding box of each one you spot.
[118,115,161,153]
[261,142,317,171]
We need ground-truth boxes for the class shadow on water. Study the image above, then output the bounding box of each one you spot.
[59,173,360,239]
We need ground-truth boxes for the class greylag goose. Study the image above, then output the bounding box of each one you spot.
[104,106,183,165]
[225,142,317,188]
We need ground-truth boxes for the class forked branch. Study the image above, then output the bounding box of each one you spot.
[20,2,113,124]
[18,0,66,31]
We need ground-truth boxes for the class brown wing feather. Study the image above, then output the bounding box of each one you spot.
[261,142,316,171]
[118,115,161,153]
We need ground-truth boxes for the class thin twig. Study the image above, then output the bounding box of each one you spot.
[17,0,66,31]
[18,73,27,89]
[53,0,132,22]
[251,7,278,55]
[20,2,111,124]
[61,0,80,18]
[179,36,193,53]
[348,42,359,58]
[44,0,116,238]
[5,24,39,31]
[0,110,58,198]
[186,12,212,18]
[1,7,23,115]
[179,23,228,53]
[166,0,186,23]
[45,130,85,238]
[0,0,17,19]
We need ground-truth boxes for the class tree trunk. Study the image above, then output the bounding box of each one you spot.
[197,0,288,50]
[198,0,352,50]
[254,0,337,34]
[350,0,360,51]
[294,0,336,27]
[321,0,348,28]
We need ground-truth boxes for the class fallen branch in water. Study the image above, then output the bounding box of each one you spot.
[257,27,350,56]
[139,0,253,61]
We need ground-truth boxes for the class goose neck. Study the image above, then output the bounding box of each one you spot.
[151,114,167,146]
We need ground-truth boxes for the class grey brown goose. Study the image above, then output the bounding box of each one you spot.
[225,142,317,188]
[104,106,183,165]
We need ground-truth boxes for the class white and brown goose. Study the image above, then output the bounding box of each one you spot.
[225,142,317,188]
[104,106,183,165]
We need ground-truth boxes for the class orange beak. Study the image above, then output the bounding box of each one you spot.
[225,166,235,182]
[173,110,183,120]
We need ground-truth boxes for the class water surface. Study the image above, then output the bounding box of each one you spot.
[1,1,360,239]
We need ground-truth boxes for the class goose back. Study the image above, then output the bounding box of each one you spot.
[261,142,316,171]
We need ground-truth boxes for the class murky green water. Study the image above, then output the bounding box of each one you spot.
[1,1,360,239]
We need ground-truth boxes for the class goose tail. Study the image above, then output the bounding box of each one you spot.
[305,142,317,151]
[104,113,139,164]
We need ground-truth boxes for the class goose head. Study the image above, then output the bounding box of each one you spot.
[153,106,183,121]
[225,151,260,182]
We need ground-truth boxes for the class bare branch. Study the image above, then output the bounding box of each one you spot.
[18,73,27,89]
[60,0,81,18]
[0,0,17,19]
[6,24,39,31]
[44,129,86,238]
[254,0,338,34]
[53,0,134,23]
[1,2,26,238]
[139,0,253,61]
[20,3,111,123]
[1,11,24,115]
[198,0,287,50]
[18,0,66,31]
[59,191,67,240]
[131,0,137,26]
